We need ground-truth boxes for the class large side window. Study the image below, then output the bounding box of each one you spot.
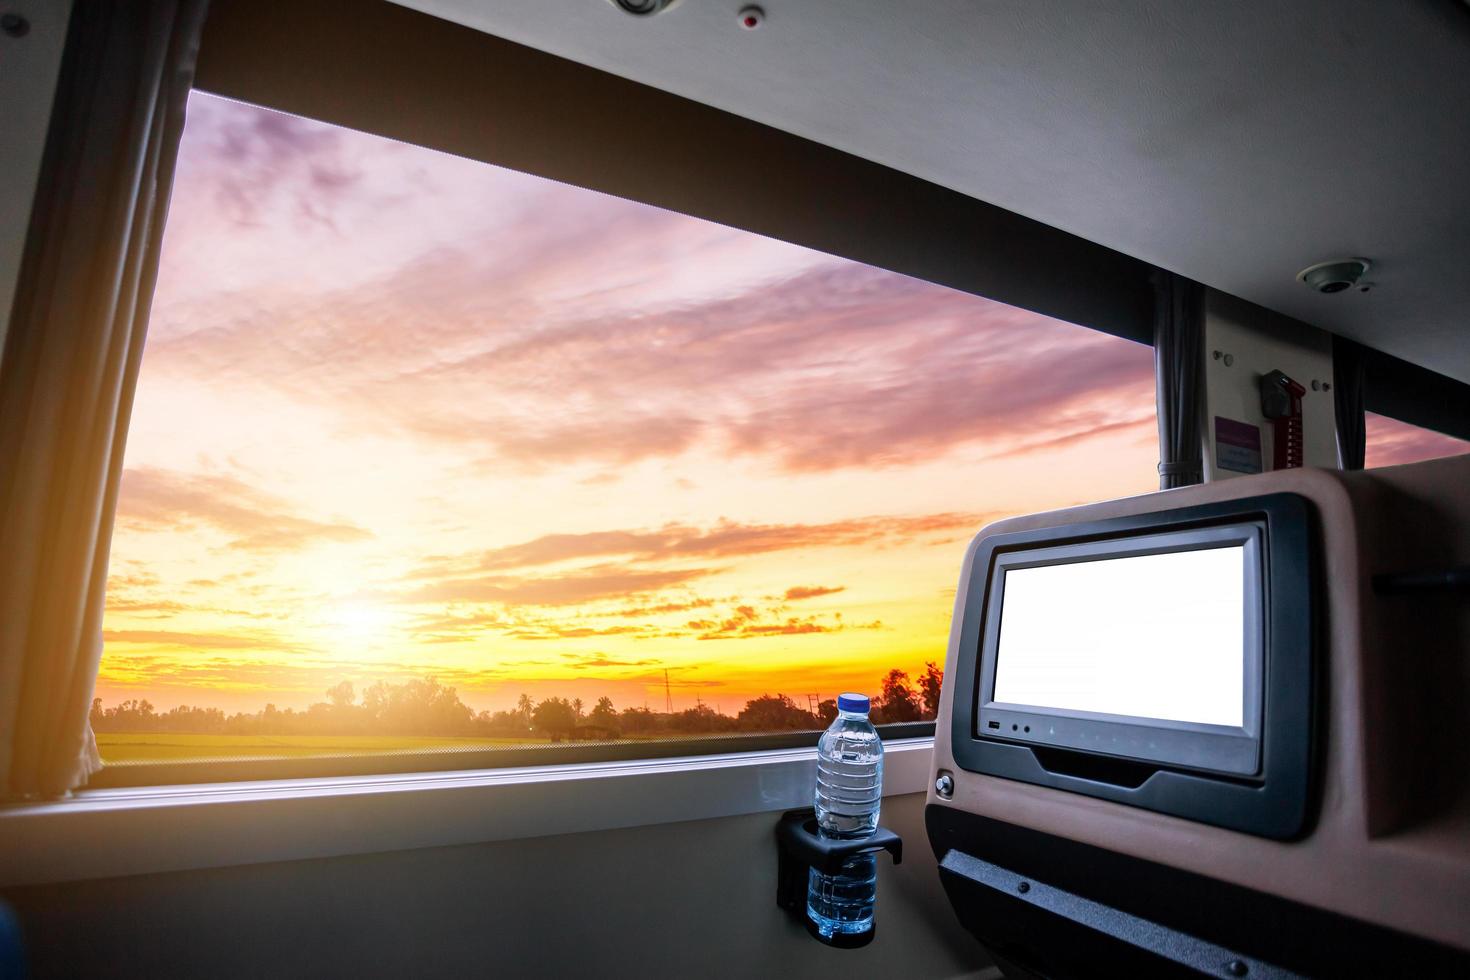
[1364,412,1470,468]
[93,94,1157,777]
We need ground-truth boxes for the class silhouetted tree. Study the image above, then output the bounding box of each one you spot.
[674,704,738,733]
[737,694,816,730]
[90,664,946,741]
[89,699,159,732]
[326,680,355,709]
[619,706,661,734]
[588,696,619,732]
[874,670,921,723]
[477,708,531,736]
[159,705,226,733]
[816,698,838,725]
[532,697,578,741]
[359,677,472,735]
[919,662,944,720]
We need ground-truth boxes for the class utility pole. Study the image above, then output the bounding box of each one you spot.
[805,693,820,716]
[664,668,674,714]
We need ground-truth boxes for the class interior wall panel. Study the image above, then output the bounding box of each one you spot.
[2,793,988,979]
[0,0,73,365]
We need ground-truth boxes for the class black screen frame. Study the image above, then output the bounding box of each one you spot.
[978,523,1265,777]
[949,493,1317,840]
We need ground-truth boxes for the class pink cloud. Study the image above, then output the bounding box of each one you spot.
[1364,413,1469,468]
[412,511,989,581]
[400,564,716,607]
[144,97,1153,479]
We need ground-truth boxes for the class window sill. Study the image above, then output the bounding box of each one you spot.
[0,737,934,887]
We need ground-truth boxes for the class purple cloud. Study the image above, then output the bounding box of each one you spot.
[1364,413,1469,468]
[145,96,1155,479]
[412,511,989,580]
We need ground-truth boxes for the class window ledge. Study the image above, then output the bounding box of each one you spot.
[0,738,934,887]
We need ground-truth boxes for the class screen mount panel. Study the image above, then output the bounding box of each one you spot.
[948,493,1316,840]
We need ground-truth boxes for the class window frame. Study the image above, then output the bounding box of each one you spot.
[85,0,1160,788]
[1360,345,1470,444]
[82,0,1465,790]
[2,738,937,887]
[85,724,935,789]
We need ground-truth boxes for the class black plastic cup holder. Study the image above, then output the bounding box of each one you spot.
[775,808,903,949]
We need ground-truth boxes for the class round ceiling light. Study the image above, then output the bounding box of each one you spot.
[609,0,677,15]
[1297,258,1371,294]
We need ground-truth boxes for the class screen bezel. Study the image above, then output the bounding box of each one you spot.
[947,493,1317,840]
[976,524,1264,777]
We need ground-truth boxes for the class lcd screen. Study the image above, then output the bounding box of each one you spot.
[992,546,1246,727]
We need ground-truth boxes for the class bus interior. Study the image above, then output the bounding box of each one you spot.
[1,1,1468,977]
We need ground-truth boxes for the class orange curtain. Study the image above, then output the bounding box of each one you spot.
[0,0,207,799]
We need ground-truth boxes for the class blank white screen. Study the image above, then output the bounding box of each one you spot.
[992,547,1245,727]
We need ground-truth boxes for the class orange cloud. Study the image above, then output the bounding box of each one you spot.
[103,598,188,616]
[116,467,372,552]
[401,565,716,607]
[508,625,649,641]
[784,585,845,600]
[687,602,883,641]
[559,654,661,670]
[614,598,717,618]
[102,629,293,651]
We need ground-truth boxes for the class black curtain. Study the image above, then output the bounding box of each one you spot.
[1333,335,1367,470]
[0,0,207,798]
[1152,271,1206,489]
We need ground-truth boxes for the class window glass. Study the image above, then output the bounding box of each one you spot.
[94,93,1157,771]
[1365,412,1470,469]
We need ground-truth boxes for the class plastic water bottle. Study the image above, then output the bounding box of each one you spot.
[807,692,884,940]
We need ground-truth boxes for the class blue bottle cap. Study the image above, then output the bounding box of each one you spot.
[837,693,869,714]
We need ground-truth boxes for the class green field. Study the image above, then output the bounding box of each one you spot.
[96,732,546,764]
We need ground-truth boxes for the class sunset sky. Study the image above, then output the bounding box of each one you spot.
[95,93,1460,717]
[1364,412,1469,470]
